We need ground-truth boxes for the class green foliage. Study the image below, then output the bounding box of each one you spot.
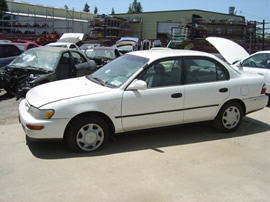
[127,0,143,13]
[83,3,90,13]
[94,6,98,14]
[0,0,8,12]
[64,4,68,10]
[111,8,115,15]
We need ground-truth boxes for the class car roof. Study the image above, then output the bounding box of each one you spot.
[128,49,217,62]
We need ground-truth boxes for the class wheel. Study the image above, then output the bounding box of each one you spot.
[65,115,110,152]
[214,101,243,133]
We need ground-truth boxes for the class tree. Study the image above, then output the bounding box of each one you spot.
[83,3,90,13]
[94,6,98,14]
[111,8,115,15]
[64,4,68,10]
[127,0,143,14]
[0,0,8,26]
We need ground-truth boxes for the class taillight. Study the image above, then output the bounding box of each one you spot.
[261,84,266,94]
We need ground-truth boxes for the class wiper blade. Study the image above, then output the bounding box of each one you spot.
[89,75,106,86]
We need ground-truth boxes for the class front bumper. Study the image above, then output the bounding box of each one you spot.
[19,99,70,140]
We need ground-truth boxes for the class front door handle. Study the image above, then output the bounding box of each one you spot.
[219,88,228,93]
[171,93,182,98]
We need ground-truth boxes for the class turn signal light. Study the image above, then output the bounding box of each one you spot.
[26,124,44,130]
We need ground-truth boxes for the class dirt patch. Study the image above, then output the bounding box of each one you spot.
[0,90,22,125]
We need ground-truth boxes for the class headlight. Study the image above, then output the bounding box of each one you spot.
[26,102,55,119]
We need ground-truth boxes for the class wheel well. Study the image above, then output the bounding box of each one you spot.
[221,99,246,115]
[64,111,115,139]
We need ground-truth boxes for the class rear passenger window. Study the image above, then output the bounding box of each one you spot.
[183,57,228,84]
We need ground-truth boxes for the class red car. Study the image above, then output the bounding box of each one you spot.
[11,40,40,51]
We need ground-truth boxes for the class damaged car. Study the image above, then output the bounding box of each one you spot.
[0,46,96,98]
[85,47,121,69]
[46,33,84,51]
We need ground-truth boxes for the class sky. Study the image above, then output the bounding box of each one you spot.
[12,0,270,23]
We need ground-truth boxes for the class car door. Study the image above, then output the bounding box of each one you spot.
[183,56,230,123]
[121,58,184,131]
[70,51,95,76]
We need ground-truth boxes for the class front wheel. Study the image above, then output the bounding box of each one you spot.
[65,115,110,152]
[214,101,243,133]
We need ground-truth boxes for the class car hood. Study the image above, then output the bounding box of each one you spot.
[26,76,110,108]
[206,37,249,64]
[57,33,84,44]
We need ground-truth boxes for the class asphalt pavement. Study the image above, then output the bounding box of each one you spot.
[0,107,269,202]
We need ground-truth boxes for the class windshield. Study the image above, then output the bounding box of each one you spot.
[10,48,60,71]
[85,49,115,59]
[14,44,26,51]
[90,54,148,88]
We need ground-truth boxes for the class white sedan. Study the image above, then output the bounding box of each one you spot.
[19,49,268,152]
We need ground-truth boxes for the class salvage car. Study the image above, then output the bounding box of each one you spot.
[11,40,40,51]
[85,47,121,69]
[19,49,268,152]
[206,37,270,97]
[0,43,22,68]
[0,47,96,98]
[46,33,84,51]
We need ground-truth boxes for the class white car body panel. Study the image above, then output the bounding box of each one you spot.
[19,49,268,141]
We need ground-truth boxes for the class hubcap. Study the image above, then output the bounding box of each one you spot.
[222,106,240,129]
[76,123,104,151]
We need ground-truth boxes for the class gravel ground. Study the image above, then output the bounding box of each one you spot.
[0,90,22,125]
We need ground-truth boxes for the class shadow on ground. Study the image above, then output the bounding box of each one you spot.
[26,116,270,159]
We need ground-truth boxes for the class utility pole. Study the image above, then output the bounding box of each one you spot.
[262,20,265,50]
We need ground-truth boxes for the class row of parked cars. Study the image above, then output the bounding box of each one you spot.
[0,33,269,153]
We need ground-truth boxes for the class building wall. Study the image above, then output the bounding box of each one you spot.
[115,10,245,39]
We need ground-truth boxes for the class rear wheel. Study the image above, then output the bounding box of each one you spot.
[65,115,110,152]
[214,101,243,132]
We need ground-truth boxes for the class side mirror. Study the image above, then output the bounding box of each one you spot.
[127,80,147,91]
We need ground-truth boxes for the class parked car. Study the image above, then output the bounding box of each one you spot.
[167,40,184,49]
[115,37,140,54]
[0,43,22,68]
[0,47,96,98]
[11,40,40,51]
[80,43,101,50]
[19,47,268,152]
[206,37,270,97]
[85,47,121,69]
[46,33,84,51]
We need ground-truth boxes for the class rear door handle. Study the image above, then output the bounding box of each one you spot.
[171,93,182,98]
[219,88,228,93]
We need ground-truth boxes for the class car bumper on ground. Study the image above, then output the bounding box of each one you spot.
[19,99,70,140]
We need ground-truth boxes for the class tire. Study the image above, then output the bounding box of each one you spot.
[214,101,243,133]
[65,115,110,152]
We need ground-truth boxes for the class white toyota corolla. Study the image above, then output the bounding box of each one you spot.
[19,48,268,152]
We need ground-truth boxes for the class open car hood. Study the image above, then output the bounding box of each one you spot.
[57,33,84,44]
[206,37,249,64]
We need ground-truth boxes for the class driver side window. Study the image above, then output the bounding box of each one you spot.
[138,59,182,88]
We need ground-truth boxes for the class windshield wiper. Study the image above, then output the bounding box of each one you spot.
[89,75,106,86]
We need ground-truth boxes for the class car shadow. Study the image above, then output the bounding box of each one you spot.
[0,91,13,101]
[26,116,270,159]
